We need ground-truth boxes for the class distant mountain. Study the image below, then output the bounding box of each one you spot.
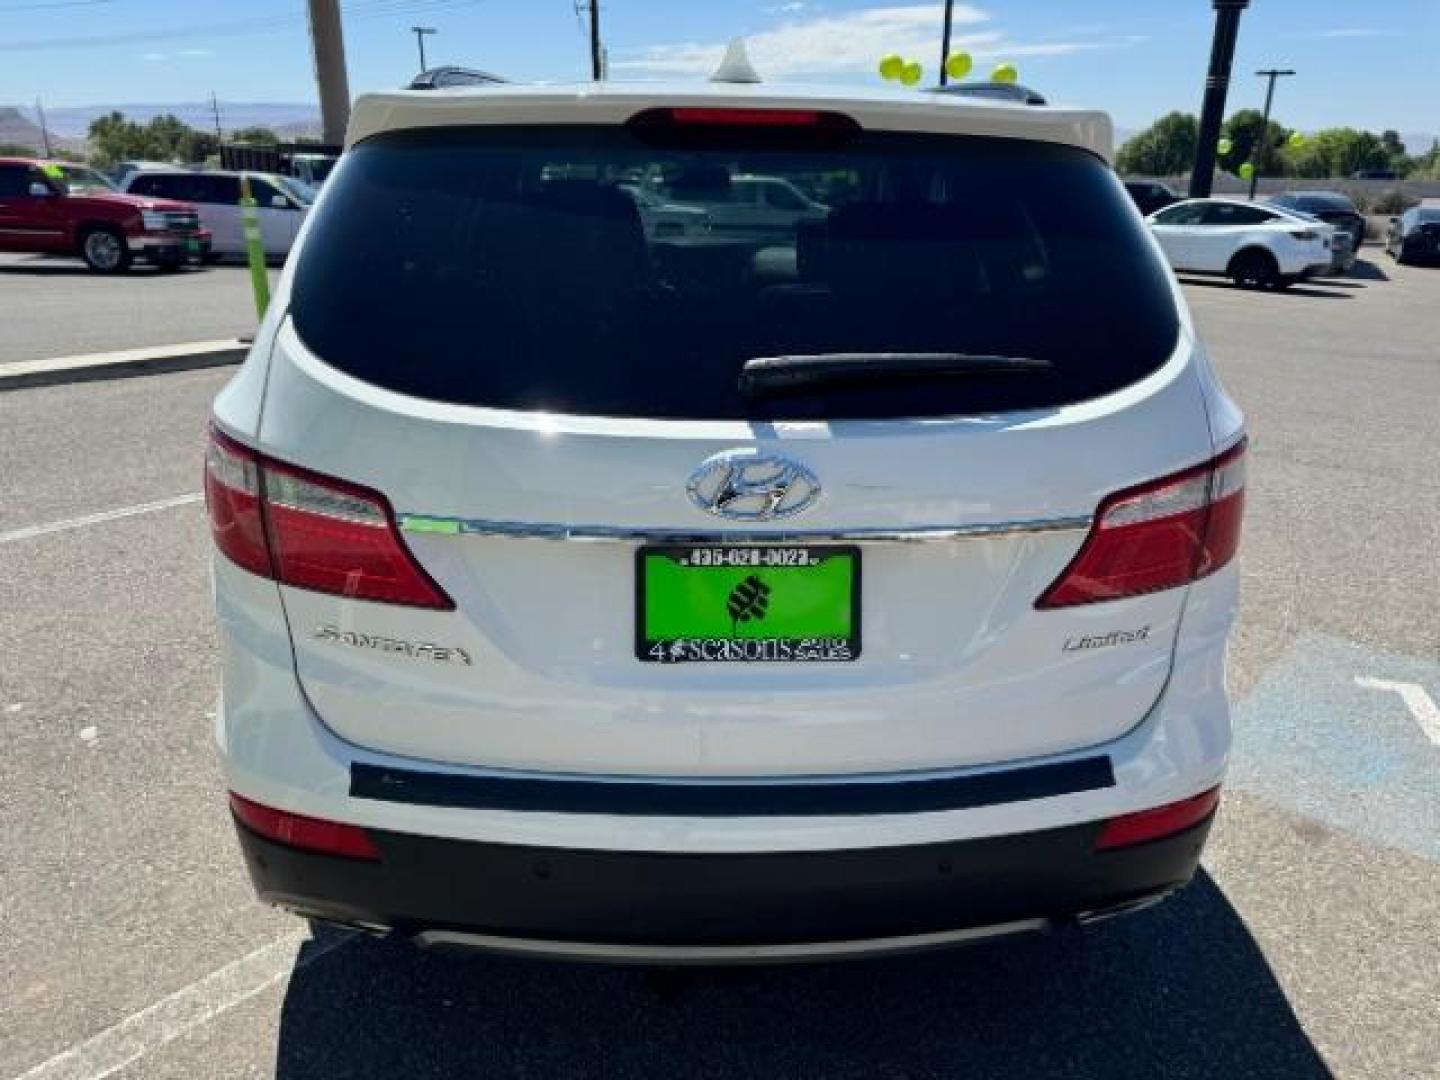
[0,106,84,153]
[12,102,321,141]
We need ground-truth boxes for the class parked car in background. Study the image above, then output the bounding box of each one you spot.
[1124,180,1182,216]
[0,156,209,272]
[123,169,310,260]
[1146,197,1334,288]
[659,172,827,238]
[1385,207,1440,264]
[1264,203,1354,273]
[46,162,120,195]
[1267,191,1366,255]
[618,182,711,238]
[108,160,180,188]
[209,81,1245,962]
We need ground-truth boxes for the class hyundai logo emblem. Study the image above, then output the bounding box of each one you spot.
[686,451,821,521]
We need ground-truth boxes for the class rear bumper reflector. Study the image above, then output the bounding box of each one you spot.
[349,756,1115,817]
[1094,787,1220,851]
[230,793,381,861]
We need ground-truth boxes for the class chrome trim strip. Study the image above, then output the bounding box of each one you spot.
[396,514,1092,543]
[415,919,1050,964]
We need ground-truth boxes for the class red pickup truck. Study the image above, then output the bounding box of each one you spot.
[0,157,212,273]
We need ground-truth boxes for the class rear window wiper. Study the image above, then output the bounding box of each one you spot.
[739,352,1053,397]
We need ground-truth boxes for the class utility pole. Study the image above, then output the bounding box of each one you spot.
[209,91,223,143]
[1248,68,1295,199]
[307,0,351,147]
[938,0,955,85]
[35,97,52,157]
[1190,0,1250,198]
[588,0,602,81]
[410,25,436,73]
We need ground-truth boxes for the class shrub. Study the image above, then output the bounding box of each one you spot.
[1370,189,1420,216]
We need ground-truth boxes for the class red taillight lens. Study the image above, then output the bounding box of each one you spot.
[1037,440,1246,608]
[205,426,453,610]
[230,793,381,860]
[205,429,272,578]
[1094,787,1221,851]
[667,107,826,126]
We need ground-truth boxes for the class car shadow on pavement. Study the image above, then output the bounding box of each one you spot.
[273,871,1332,1079]
[1177,276,1352,300]
[0,262,205,277]
[1346,258,1390,282]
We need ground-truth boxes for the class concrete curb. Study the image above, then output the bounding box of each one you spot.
[0,338,250,392]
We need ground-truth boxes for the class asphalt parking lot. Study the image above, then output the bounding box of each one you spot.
[0,254,256,364]
[1,255,1437,1078]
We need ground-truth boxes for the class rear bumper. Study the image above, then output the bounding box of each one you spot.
[234,812,1212,960]
[133,231,212,261]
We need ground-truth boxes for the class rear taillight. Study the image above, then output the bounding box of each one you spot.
[1037,440,1246,608]
[205,426,453,610]
[1094,787,1220,851]
[230,793,381,861]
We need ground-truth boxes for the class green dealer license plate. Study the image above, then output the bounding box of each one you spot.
[636,545,860,663]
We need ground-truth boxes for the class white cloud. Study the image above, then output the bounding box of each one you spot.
[613,4,1141,79]
[1312,28,1395,38]
[614,4,989,78]
[178,47,214,57]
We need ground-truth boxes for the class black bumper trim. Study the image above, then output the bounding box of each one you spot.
[234,811,1211,950]
[350,755,1115,817]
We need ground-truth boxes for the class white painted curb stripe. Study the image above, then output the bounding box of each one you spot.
[0,340,246,381]
[1355,676,1440,745]
[0,493,203,545]
[11,931,353,1080]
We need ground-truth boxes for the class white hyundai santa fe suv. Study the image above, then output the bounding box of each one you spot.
[207,81,1245,962]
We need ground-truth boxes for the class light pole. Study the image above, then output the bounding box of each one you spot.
[1190,0,1250,198]
[588,0,602,81]
[1248,68,1295,199]
[411,25,436,73]
[307,0,351,146]
[938,0,955,85]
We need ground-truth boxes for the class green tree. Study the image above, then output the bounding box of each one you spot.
[229,125,279,145]
[86,111,220,166]
[87,110,149,166]
[1281,127,1389,178]
[1218,108,1288,175]
[1116,111,1198,176]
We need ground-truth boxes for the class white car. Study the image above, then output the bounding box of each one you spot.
[1146,197,1333,288]
[123,169,309,259]
[661,172,827,237]
[618,182,712,238]
[208,81,1245,963]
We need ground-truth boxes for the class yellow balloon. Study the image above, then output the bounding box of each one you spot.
[899,60,923,86]
[878,53,904,80]
[944,52,973,80]
[991,62,1018,84]
[1238,162,1255,180]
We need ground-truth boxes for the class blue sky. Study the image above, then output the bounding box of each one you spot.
[2,0,1436,138]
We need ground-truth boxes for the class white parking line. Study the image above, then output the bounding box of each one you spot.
[0,494,203,546]
[11,931,353,1080]
[1355,676,1440,746]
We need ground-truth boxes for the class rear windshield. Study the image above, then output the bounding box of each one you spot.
[292,124,1179,420]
